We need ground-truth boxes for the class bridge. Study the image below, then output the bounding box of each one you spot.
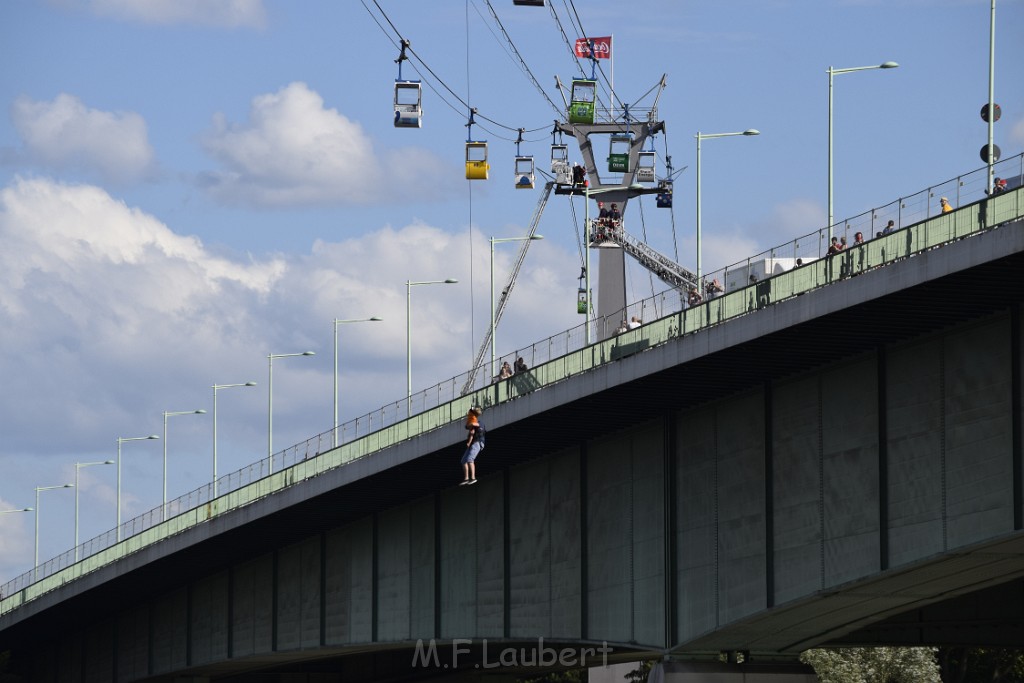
[1,181,1023,681]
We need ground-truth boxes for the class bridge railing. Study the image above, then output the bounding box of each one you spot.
[3,156,1023,618]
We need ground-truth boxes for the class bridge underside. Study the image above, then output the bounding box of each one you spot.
[3,223,1024,681]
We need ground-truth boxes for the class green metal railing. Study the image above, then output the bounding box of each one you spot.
[2,158,1022,620]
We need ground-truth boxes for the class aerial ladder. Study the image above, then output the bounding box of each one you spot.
[613,227,699,293]
[461,181,554,395]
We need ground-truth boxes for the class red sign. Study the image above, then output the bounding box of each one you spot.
[574,36,612,59]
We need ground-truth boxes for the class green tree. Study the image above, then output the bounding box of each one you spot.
[800,647,941,683]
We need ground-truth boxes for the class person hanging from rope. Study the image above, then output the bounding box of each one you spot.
[459,407,485,486]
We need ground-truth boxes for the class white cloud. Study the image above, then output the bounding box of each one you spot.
[11,94,156,183]
[199,82,456,207]
[84,0,267,28]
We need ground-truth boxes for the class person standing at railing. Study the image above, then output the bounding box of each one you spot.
[940,196,954,213]
[882,220,896,235]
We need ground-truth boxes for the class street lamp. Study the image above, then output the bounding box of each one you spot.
[406,278,458,415]
[695,129,759,279]
[162,409,206,519]
[74,459,114,560]
[116,434,159,541]
[490,235,542,376]
[333,317,383,447]
[268,351,315,469]
[827,60,898,236]
[212,381,256,496]
[34,483,73,581]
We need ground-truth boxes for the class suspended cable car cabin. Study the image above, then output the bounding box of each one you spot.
[569,79,597,125]
[550,144,572,184]
[656,180,673,208]
[466,141,489,180]
[608,133,633,173]
[394,80,422,128]
[636,150,656,183]
[515,156,535,189]
[513,0,545,5]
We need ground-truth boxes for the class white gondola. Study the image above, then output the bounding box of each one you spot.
[636,151,656,184]
[394,80,422,128]
[551,144,571,185]
[515,156,535,189]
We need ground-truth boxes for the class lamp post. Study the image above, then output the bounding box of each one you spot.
[162,409,206,520]
[827,61,898,237]
[212,381,256,496]
[695,129,759,279]
[490,236,542,376]
[116,434,159,541]
[333,317,382,447]
[406,278,458,415]
[34,483,73,580]
[74,459,114,560]
[268,351,315,470]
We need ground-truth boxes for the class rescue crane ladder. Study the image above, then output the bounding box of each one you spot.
[461,181,554,395]
[614,227,698,293]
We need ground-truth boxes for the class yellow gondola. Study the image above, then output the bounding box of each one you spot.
[466,141,489,180]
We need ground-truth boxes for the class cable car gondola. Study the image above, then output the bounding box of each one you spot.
[569,79,596,125]
[636,150,656,183]
[466,141,489,180]
[515,156,535,189]
[512,128,534,189]
[394,80,422,128]
[656,180,673,208]
[608,132,632,173]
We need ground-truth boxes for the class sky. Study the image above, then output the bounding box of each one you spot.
[0,0,1022,587]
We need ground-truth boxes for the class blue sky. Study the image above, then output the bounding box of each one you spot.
[0,0,1021,585]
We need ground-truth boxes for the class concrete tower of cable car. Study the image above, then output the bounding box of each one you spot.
[554,73,669,338]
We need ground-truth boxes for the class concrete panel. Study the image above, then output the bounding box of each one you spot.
[231,553,274,657]
[509,447,582,640]
[116,604,149,683]
[276,535,321,651]
[408,496,436,639]
[475,474,505,637]
[587,430,634,644]
[440,484,477,637]
[150,587,187,674]
[509,456,554,637]
[189,570,229,666]
[632,422,666,647]
[676,406,718,641]
[717,390,767,625]
[944,317,1014,547]
[549,447,583,639]
[82,620,114,683]
[822,356,880,587]
[377,504,412,641]
[324,517,373,645]
[772,374,822,604]
[887,337,944,566]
